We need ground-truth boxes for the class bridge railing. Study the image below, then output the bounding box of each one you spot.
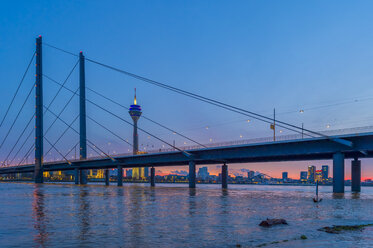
[98,125,373,158]
[5,125,373,167]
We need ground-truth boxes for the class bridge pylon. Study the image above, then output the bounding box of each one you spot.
[34,36,44,183]
[77,51,88,184]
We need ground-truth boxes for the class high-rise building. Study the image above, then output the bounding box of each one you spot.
[315,170,322,182]
[322,165,329,181]
[308,165,316,183]
[198,167,209,180]
[247,170,255,179]
[129,89,148,179]
[126,169,132,178]
[282,172,288,181]
[300,171,308,182]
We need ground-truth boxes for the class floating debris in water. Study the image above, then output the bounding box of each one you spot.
[318,224,373,234]
[259,218,288,227]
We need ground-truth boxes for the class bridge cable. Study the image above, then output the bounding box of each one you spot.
[2,58,78,166]
[63,141,79,160]
[44,136,71,165]
[43,113,79,159]
[44,74,186,153]
[8,127,34,166]
[85,58,324,138]
[1,114,34,166]
[86,115,133,147]
[18,143,34,166]
[42,43,317,138]
[43,42,78,57]
[0,52,35,127]
[42,102,115,161]
[0,81,35,151]
[44,59,79,115]
[86,87,207,148]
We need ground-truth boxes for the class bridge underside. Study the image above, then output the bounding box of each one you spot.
[1,132,373,175]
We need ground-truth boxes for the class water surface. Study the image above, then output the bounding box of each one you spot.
[1,183,372,247]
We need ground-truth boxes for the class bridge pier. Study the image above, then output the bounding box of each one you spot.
[117,166,123,186]
[74,169,87,185]
[351,158,361,192]
[150,167,155,187]
[189,161,196,188]
[104,169,110,186]
[222,163,228,189]
[74,168,79,184]
[79,170,87,185]
[333,152,345,193]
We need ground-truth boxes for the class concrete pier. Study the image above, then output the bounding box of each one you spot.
[189,161,196,188]
[150,167,155,187]
[104,169,110,186]
[222,164,228,189]
[74,168,79,184]
[117,166,123,186]
[333,152,345,193]
[79,170,87,185]
[351,158,361,192]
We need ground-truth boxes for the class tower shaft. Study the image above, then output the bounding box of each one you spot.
[34,36,43,183]
[133,119,139,154]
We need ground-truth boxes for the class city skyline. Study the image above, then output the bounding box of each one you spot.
[1,2,373,248]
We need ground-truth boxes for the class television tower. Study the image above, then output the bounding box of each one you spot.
[129,89,147,179]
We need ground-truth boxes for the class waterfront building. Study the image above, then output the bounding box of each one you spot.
[198,167,209,180]
[109,168,117,177]
[282,172,288,181]
[126,169,132,178]
[315,170,322,182]
[308,165,316,183]
[87,169,104,179]
[129,89,148,179]
[322,165,329,181]
[247,170,255,179]
[300,171,308,182]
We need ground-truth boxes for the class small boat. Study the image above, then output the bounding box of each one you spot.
[313,181,322,202]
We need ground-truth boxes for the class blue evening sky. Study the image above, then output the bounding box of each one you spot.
[1,1,373,178]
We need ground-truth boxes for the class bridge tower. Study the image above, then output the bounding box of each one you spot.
[74,51,88,184]
[129,89,148,179]
[34,36,44,183]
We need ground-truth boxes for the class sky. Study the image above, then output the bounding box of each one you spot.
[1,1,373,179]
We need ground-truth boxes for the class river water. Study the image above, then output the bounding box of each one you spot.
[0,182,372,247]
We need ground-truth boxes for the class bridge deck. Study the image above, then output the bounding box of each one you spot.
[1,132,373,174]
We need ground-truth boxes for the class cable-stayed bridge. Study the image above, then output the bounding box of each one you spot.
[0,36,372,193]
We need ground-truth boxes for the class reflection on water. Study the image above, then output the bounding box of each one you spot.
[78,188,90,241]
[0,183,373,247]
[32,185,48,247]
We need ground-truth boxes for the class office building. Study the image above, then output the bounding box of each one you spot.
[322,165,329,181]
[308,165,316,183]
[282,172,288,181]
[198,167,209,180]
[300,171,308,182]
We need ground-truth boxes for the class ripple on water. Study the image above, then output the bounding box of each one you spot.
[0,182,372,247]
